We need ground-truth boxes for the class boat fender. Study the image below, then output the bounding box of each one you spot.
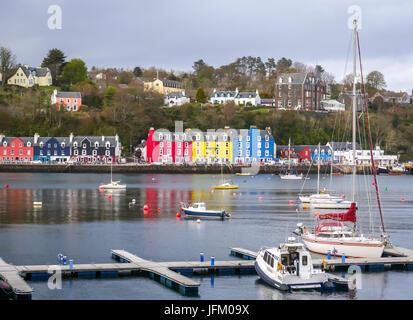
[322,259,327,270]
[278,262,282,271]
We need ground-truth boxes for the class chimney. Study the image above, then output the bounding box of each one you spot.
[115,134,119,142]
[0,134,4,142]
[265,127,271,132]
[69,132,74,143]
[102,135,105,142]
[34,133,40,144]
[23,64,28,68]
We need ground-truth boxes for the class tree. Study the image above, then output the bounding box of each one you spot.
[61,58,88,86]
[195,87,207,103]
[119,71,133,84]
[367,71,386,90]
[133,66,143,78]
[276,57,292,74]
[0,46,16,88]
[41,48,66,85]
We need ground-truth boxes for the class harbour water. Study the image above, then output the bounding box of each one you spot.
[1,172,413,300]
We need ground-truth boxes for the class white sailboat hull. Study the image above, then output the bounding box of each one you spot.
[301,235,384,258]
[280,175,303,180]
[310,201,354,209]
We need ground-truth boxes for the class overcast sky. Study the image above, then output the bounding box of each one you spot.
[1,0,412,92]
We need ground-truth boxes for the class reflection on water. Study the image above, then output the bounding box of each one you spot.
[0,173,413,299]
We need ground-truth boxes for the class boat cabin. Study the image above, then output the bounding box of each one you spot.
[262,239,313,279]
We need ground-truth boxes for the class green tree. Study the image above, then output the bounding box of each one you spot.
[61,58,88,86]
[0,46,16,88]
[41,48,66,85]
[104,86,117,104]
[119,71,133,84]
[195,87,207,103]
[276,57,293,74]
[133,66,143,78]
[367,71,386,90]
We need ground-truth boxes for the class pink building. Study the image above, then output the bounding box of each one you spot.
[146,128,192,164]
[0,137,34,163]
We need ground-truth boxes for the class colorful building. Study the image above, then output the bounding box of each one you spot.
[52,90,82,112]
[0,136,34,163]
[144,78,185,95]
[233,127,275,164]
[146,128,193,164]
[33,135,71,163]
[70,134,122,163]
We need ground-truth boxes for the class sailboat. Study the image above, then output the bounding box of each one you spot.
[280,138,308,180]
[213,160,238,189]
[99,163,126,189]
[299,144,351,209]
[295,19,388,258]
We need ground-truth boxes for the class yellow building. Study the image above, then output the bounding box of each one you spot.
[7,64,52,88]
[190,130,233,164]
[144,78,185,95]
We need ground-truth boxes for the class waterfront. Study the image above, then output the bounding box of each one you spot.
[1,172,413,299]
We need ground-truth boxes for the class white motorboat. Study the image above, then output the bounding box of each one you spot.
[254,237,344,291]
[309,200,354,209]
[181,202,231,219]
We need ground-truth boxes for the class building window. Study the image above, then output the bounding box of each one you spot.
[83,144,86,148]
[74,150,78,155]
[265,142,269,148]
[82,150,86,155]
[160,142,163,148]
[19,150,23,155]
[265,150,269,156]
[106,150,110,156]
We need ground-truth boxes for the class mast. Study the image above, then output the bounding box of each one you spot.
[329,142,334,188]
[352,19,357,203]
[317,143,320,194]
[288,138,291,171]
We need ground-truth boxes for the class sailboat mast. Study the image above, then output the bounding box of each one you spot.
[352,19,357,203]
[317,143,320,194]
[288,138,291,170]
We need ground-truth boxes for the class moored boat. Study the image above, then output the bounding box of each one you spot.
[181,202,231,219]
[254,237,344,291]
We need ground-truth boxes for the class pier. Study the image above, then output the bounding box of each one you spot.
[3,245,413,299]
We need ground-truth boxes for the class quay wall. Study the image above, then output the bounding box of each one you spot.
[0,163,402,174]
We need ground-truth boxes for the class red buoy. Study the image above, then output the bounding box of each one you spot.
[158,208,161,212]
[176,212,181,218]
[143,204,149,210]
[108,195,112,200]
[289,200,294,205]
[5,184,8,189]
[402,197,405,202]
[258,196,263,201]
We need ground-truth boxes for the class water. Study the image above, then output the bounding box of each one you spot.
[0,172,412,300]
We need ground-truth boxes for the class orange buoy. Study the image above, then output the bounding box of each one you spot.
[258,196,263,201]
[176,212,181,218]
[158,208,161,212]
[402,197,405,202]
[289,200,294,205]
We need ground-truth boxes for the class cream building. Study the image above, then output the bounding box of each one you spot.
[7,64,52,88]
[144,78,185,95]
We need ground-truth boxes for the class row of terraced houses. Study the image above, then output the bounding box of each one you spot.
[145,126,276,164]
[0,133,122,164]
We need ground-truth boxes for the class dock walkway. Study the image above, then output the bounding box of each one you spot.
[0,258,33,300]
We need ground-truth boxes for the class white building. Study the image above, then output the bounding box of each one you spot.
[321,99,345,112]
[164,91,190,107]
[327,142,398,166]
[210,88,261,106]
[235,90,261,106]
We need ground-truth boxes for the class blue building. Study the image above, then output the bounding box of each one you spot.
[233,126,275,164]
[33,135,71,163]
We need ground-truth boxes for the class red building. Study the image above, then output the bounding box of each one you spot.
[0,137,34,163]
[146,128,193,164]
[52,90,82,112]
[277,145,312,163]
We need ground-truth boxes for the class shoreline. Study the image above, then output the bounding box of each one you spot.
[0,164,408,174]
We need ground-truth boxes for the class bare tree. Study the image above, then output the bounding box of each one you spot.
[0,46,16,88]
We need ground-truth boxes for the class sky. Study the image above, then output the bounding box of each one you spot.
[1,0,412,92]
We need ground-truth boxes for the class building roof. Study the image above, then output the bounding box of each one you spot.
[162,78,183,88]
[374,90,409,99]
[278,72,308,84]
[56,91,81,98]
[19,65,50,78]
[237,91,258,99]
[166,92,186,98]
[328,142,361,151]
[211,90,238,98]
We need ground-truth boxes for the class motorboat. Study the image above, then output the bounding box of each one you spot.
[213,180,238,189]
[181,202,231,219]
[254,237,343,291]
[280,171,307,180]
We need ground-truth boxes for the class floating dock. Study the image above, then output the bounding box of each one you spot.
[2,245,413,299]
